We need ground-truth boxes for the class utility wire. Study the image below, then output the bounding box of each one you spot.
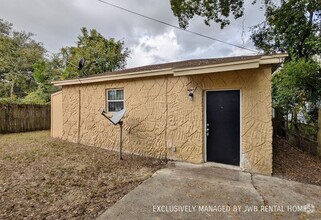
[97,0,259,53]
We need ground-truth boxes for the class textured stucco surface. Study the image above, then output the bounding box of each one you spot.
[61,67,273,174]
[51,92,63,138]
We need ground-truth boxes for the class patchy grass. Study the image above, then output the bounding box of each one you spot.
[273,138,321,186]
[0,131,166,219]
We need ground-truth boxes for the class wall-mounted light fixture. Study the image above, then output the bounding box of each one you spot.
[187,88,195,101]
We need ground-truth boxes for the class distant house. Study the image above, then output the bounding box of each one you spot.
[51,54,286,175]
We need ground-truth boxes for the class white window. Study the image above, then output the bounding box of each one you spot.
[107,89,124,112]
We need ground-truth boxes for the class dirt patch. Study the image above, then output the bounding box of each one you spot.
[273,138,321,186]
[0,131,166,219]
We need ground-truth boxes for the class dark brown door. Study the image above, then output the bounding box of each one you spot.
[206,90,240,166]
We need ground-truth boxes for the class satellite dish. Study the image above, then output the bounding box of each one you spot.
[100,108,126,160]
[110,108,126,125]
[78,58,85,70]
[99,108,126,125]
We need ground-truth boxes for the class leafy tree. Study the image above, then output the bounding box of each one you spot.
[0,19,46,99]
[0,21,130,104]
[250,0,321,123]
[272,59,321,122]
[170,0,245,29]
[22,90,49,104]
[251,0,321,59]
[60,27,130,79]
[32,56,63,103]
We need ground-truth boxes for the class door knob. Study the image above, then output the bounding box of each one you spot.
[206,123,210,136]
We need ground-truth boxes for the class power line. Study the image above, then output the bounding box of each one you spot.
[97,0,259,53]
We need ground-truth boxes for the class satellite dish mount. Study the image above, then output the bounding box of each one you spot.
[78,58,85,70]
[100,108,126,160]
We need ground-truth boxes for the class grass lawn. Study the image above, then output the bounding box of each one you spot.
[0,131,166,219]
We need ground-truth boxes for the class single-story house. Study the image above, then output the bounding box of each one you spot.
[51,53,287,175]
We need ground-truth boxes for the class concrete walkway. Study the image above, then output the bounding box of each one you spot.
[98,162,321,219]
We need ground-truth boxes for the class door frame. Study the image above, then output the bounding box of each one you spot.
[203,89,242,167]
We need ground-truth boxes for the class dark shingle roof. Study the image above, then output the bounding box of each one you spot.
[86,54,263,78]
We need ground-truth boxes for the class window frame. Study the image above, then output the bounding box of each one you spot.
[106,88,125,113]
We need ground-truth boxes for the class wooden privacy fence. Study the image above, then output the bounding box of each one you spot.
[273,109,321,159]
[0,104,50,133]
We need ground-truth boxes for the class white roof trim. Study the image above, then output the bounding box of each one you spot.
[173,59,260,76]
[51,91,62,97]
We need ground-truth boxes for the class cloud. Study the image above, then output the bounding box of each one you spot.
[0,0,265,67]
[127,29,181,67]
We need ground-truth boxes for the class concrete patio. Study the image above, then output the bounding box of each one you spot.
[98,162,321,219]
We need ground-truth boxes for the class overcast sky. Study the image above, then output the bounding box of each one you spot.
[0,0,265,68]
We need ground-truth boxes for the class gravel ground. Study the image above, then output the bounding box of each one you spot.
[0,131,166,220]
[273,138,321,186]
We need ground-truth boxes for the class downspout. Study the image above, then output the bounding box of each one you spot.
[77,89,81,143]
[164,76,169,160]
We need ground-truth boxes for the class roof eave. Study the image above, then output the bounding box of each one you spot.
[52,68,173,86]
[52,53,287,87]
[173,59,260,76]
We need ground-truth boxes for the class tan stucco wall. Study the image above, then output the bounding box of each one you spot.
[61,67,273,175]
[51,91,63,138]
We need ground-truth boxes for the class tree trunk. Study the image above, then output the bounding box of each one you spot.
[317,109,321,159]
[293,109,300,148]
[10,78,15,98]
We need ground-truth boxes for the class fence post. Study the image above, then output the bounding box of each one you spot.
[273,108,277,138]
[293,110,300,147]
[317,109,321,160]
